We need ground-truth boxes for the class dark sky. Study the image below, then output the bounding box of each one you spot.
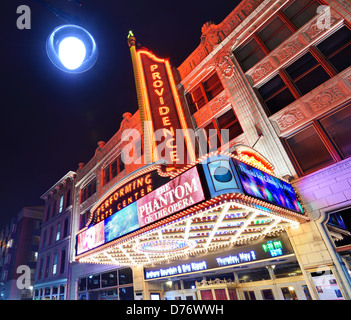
[0,0,238,229]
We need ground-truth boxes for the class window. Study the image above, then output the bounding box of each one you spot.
[87,274,100,290]
[52,253,58,275]
[49,226,54,245]
[281,287,298,300]
[244,290,256,300]
[317,26,351,74]
[59,195,64,213]
[63,218,69,238]
[66,189,71,208]
[234,0,323,71]
[51,201,57,218]
[283,0,321,29]
[118,268,133,285]
[56,222,61,242]
[258,16,293,51]
[284,104,351,175]
[285,52,331,96]
[197,108,243,155]
[216,108,243,141]
[45,256,50,278]
[80,179,96,203]
[285,125,334,174]
[103,155,125,186]
[186,72,224,115]
[235,38,266,72]
[327,207,351,248]
[45,204,51,222]
[60,249,66,274]
[257,74,296,114]
[102,271,117,288]
[261,289,275,300]
[320,106,351,158]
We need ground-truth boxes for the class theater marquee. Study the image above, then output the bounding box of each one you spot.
[76,153,308,266]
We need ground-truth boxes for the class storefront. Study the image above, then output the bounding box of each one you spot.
[75,148,310,300]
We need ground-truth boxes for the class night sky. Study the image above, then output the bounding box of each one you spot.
[1,0,239,228]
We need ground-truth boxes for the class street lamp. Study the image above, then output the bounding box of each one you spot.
[33,0,98,73]
[46,24,98,73]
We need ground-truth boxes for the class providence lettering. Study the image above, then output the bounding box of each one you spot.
[149,63,179,163]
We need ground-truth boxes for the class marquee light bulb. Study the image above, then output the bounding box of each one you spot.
[58,37,86,70]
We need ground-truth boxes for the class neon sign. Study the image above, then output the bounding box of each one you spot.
[91,171,169,225]
[136,50,195,166]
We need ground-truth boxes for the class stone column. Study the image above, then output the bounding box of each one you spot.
[214,50,296,178]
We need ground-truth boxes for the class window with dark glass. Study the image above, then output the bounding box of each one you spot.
[60,249,66,274]
[80,179,96,203]
[234,38,266,72]
[102,271,117,288]
[103,155,125,186]
[234,0,323,71]
[87,274,100,290]
[118,268,133,285]
[327,207,351,248]
[66,189,71,208]
[257,74,296,115]
[285,125,334,174]
[284,105,351,175]
[196,108,243,155]
[317,26,351,73]
[285,52,331,96]
[216,108,243,141]
[320,106,351,158]
[63,218,69,238]
[186,72,224,115]
[78,277,87,291]
[258,16,293,51]
[283,0,321,29]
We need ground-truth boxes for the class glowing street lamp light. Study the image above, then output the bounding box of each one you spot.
[46,24,98,73]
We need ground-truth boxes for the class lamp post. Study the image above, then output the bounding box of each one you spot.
[33,0,98,73]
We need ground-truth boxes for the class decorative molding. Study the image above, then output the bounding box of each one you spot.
[192,91,230,127]
[246,7,343,87]
[270,68,351,136]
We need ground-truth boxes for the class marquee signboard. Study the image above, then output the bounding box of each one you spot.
[76,154,304,257]
[233,159,304,214]
[76,166,205,255]
[90,171,170,225]
[144,236,294,279]
[202,155,304,215]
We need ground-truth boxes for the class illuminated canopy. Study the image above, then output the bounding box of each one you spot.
[75,151,308,267]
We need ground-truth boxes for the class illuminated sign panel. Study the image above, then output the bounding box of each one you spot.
[77,222,104,255]
[76,166,205,256]
[91,171,170,225]
[137,166,205,227]
[202,155,243,197]
[233,159,304,214]
[137,50,195,166]
[144,236,293,279]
